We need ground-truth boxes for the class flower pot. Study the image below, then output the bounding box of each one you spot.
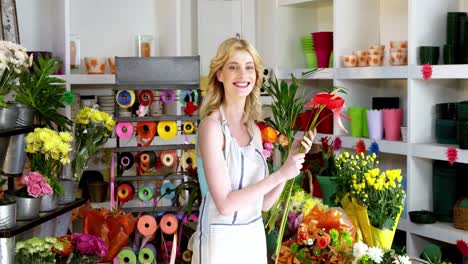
[58,179,78,204]
[316,176,337,207]
[13,103,34,127]
[40,193,58,212]
[54,211,72,237]
[383,108,403,141]
[0,137,10,169]
[367,109,384,140]
[15,196,41,220]
[32,219,56,238]
[0,105,18,130]
[2,133,27,175]
[348,107,366,137]
[0,237,15,264]
[0,202,16,229]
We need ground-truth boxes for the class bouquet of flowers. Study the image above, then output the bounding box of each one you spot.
[60,233,108,264]
[72,106,115,182]
[15,171,53,198]
[0,41,32,107]
[352,241,411,264]
[333,151,405,249]
[15,237,63,264]
[25,127,74,195]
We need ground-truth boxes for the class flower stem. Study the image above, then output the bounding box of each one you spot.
[299,105,326,153]
[275,177,295,264]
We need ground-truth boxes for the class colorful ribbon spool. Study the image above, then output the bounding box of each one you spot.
[157,120,178,140]
[182,250,192,262]
[117,183,135,202]
[138,182,156,201]
[182,121,195,134]
[137,215,158,249]
[160,213,178,235]
[116,122,134,139]
[138,244,157,264]
[160,90,176,104]
[116,90,136,109]
[183,150,197,169]
[180,90,199,107]
[139,151,156,172]
[117,247,137,264]
[160,150,178,167]
[138,90,154,106]
[136,121,157,146]
[160,182,176,200]
[118,152,134,171]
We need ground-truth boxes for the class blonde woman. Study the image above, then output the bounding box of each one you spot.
[188,38,315,264]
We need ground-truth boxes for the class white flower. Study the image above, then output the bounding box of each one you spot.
[367,247,383,263]
[393,255,411,264]
[352,241,368,258]
[307,238,314,246]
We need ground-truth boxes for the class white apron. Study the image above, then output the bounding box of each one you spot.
[188,107,268,264]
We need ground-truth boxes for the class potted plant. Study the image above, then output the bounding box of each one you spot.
[71,107,115,184]
[24,127,73,207]
[12,171,53,220]
[13,53,73,131]
[0,178,16,229]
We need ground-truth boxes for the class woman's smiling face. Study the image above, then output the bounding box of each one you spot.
[217,49,257,99]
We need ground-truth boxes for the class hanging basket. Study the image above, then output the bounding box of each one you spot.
[453,198,468,231]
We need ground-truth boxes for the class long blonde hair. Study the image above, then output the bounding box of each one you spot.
[199,38,263,124]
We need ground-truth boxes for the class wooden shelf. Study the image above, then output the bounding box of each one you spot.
[412,143,468,164]
[0,199,87,238]
[398,218,468,245]
[276,68,333,80]
[65,74,115,85]
[409,64,468,79]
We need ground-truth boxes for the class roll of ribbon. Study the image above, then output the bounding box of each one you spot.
[180,90,199,107]
[183,150,197,169]
[160,90,176,104]
[136,121,157,146]
[117,248,137,264]
[182,250,192,262]
[117,183,134,202]
[138,182,155,201]
[139,151,156,169]
[116,90,136,109]
[137,215,158,237]
[118,152,134,170]
[182,122,195,134]
[183,214,199,223]
[160,150,178,167]
[160,182,176,200]
[138,244,157,264]
[116,122,134,139]
[157,121,178,140]
[160,213,178,235]
[138,90,154,106]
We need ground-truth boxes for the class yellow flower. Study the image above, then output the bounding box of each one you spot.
[90,110,103,123]
[59,132,73,143]
[57,142,72,156]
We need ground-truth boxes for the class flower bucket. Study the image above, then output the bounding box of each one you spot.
[2,133,27,175]
[54,211,72,237]
[32,219,56,238]
[0,237,15,264]
[15,196,41,220]
[0,202,16,229]
[40,193,58,212]
[58,179,78,204]
[0,105,18,130]
[383,108,403,141]
[348,107,366,137]
[13,103,33,127]
[367,109,384,140]
[0,137,10,169]
[316,176,337,207]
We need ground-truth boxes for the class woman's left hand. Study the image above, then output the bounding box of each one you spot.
[290,128,316,155]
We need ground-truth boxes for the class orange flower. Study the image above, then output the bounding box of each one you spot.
[261,126,279,143]
[315,232,331,249]
[278,134,289,147]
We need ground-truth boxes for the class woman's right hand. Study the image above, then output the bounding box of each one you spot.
[277,130,315,181]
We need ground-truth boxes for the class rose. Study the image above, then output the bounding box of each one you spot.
[28,172,46,184]
[27,184,42,198]
[315,233,330,249]
[261,126,279,144]
[297,231,308,242]
[41,183,53,196]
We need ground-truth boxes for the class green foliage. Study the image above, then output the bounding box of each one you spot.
[14,53,72,131]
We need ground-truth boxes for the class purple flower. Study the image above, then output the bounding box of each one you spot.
[71,233,108,257]
[288,212,298,232]
[333,136,342,151]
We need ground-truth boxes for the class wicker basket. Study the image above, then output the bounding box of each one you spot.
[453,198,468,231]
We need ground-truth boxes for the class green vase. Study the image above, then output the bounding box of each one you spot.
[317,176,337,206]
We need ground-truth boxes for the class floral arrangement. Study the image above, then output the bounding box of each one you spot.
[61,233,108,264]
[25,127,74,195]
[333,151,405,249]
[305,136,341,177]
[287,187,323,237]
[352,241,411,264]
[72,106,115,182]
[15,237,63,264]
[16,171,53,198]
[0,41,32,107]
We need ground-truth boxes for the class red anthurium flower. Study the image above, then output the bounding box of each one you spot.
[304,92,349,133]
[457,240,468,256]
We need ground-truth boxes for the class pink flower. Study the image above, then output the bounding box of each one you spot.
[263,142,274,151]
[27,184,42,198]
[41,182,53,196]
[262,149,271,159]
[28,171,45,184]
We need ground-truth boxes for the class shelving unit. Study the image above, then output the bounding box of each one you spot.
[258,0,468,258]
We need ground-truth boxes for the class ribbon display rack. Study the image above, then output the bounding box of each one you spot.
[111,56,201,263]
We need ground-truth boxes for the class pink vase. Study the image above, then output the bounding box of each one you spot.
[383,108,403,141]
